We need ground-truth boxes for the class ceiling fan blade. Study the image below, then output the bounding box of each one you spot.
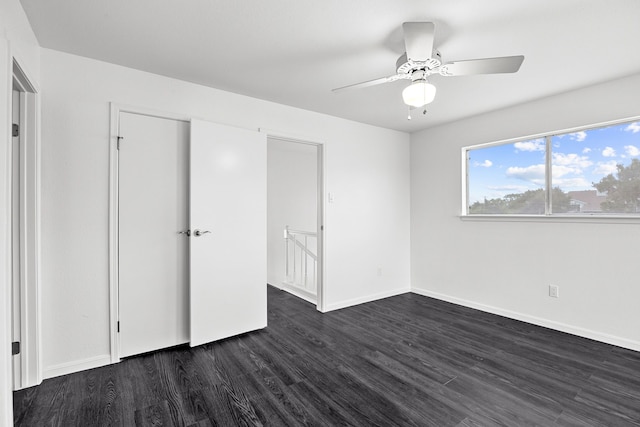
[440,55,524,76]
[402,22,435,62]
[331,74,402,93]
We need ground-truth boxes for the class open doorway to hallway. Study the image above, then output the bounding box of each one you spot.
[267,136,323,310]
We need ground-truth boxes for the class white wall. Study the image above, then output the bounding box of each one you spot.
[39,48,411,377]
[411,73,640,351]
[267,139,317,289]
[0,0,40,424]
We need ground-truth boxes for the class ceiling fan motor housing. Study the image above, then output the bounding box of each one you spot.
[396,50,442,77]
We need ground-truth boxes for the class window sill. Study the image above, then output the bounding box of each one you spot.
[459,214,640,224]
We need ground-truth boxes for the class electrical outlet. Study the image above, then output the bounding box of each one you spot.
[549,284,559,298]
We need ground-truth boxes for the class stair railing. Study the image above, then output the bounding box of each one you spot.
[284,226,317,294]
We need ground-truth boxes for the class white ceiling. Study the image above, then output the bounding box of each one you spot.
[19,0,640,133]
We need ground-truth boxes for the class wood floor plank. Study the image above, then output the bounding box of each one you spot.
[247,375,319,426]
[286,379,364,426]
[207,382,263,426]
[336,358,465,426]
[78,366,123,427]
[13,286,640,426]
[154,351,196,426]
[134,401,174,427]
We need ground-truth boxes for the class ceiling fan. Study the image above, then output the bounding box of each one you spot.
[332,22,524,111]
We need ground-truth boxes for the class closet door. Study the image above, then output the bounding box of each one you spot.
[189,119,267,347]
[118,112,190,358]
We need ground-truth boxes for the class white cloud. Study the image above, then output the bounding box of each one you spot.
[593,160,618,175]
[474,159,493,167]
[552,177,591,188]
[552,152,593,169]
[569,131,587,142]
[506,164,545,185]
[625,122,640,133]
[582,147,591,154]
[514,139,545,152]
[625,145,640,157]
[602,146,616,157]
[552,165,581,178]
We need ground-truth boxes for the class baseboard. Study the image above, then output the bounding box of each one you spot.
[325,286,410,312]
[278,281,317,305]
[412,287,640,352]
[43,354,112,380]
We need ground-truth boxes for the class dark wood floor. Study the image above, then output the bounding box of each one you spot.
[14,286,640,426]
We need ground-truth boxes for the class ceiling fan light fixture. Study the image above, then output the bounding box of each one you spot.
[402,80,436,107]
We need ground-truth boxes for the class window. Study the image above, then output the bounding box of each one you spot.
[465,119,640,216]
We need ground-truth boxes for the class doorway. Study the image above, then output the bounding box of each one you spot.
[11,60,40,390]
[267,136,324,310]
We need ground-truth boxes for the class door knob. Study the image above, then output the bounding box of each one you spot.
[178,230,191,236]
[193,229,211,237]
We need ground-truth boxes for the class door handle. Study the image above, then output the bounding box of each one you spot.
[178,230,191,236]
[193,229,211,237]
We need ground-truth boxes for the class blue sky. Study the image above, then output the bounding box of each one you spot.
[468,121,640,203]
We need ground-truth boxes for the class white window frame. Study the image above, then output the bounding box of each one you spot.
[461,115,640,222]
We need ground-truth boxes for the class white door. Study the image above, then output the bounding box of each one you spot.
[190,119,267,347]
[118,112,190,358]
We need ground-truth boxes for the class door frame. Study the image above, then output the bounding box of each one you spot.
[261,129,327,312]
[10,56,41,390]
[108,103,191,362]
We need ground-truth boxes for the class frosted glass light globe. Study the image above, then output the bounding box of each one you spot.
[402,81,436,107]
